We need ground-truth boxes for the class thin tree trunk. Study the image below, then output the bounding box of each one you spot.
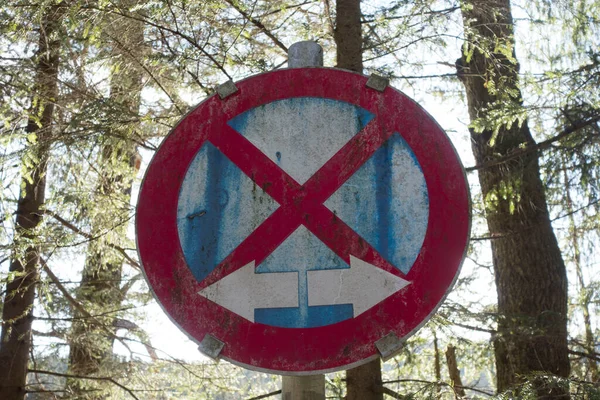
[335,0,363,73]
[0,5,64,400]
[445,345,465,399]
[334,0,383,399]
[67,6,143,396]
[433,331,442,397]
[562,163,598,382]
[346,361,383,400]
[457,0,570,397]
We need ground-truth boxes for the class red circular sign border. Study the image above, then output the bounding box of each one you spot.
[136,67,470,374]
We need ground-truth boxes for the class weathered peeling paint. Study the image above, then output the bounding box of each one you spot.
[254,226,353,328]
[199,261,299,322]
[177,143,279,282]
[325,133,428,275]
[307,255,410,315]
[137,68,471,375]
[177,97,428,329]
[228,97,373,184]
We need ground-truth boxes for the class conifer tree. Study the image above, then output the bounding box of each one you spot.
[0,3,65,399]
[67,3,145,397]
[456,0,570,396]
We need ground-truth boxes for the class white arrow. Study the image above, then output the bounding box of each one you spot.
[307,255,410,317]
[198,261,299,322]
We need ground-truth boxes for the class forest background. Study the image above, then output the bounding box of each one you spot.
[1,0,599,399]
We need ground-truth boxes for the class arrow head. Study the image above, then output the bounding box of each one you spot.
[198,261,298,322]
[349,255,410,316]
[308,256,410,317]
[198,261,257,321]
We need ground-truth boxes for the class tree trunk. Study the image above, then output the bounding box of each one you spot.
[346,361,383,400]
[562,162,598,382]
[433,332,442,397]
[445,345,465,399]
[0,5,63,400]
[335,0,363,73]
[67,6,143,396]
[457,0,570,397]
[334,0,383,399]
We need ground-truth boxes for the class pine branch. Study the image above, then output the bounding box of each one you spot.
[222,0,288,53]
[382,379,494,397]
[551,199,600,223]
[245,389,282,400]
[465,114,600,172]
[106,32,184,114]
[31,329,63,339]
[449,321,496,334]
[470,198,600,241]
[569,349,600,363]
[113,318,158,361]
[120,273,142,298]
[40,258,130,355]
[257,0,318,19]
[361,6,459,23]
[27,369,141,400]
[35,306,136,322]
[40,260,158,361]
[44,209,140,269]
[101,6,233,80]
[377,385,410,399]
[40,257,92,319]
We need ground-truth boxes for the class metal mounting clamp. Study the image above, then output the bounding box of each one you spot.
[375,332,403,361]
[216,80,238,99]
[198,334,225,359]
[366,74,389,92]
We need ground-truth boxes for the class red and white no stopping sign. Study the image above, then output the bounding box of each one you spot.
[136,68,470,374]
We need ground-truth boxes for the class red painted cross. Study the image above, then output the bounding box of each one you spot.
[137,68,470,373]
[198,115,404,290]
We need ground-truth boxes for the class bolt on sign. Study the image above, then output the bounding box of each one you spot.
[136,68,471,374]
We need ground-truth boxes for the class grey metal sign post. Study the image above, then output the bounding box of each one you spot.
[280,41,326,400]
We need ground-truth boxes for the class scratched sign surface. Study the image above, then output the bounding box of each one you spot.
[136,68,470,374]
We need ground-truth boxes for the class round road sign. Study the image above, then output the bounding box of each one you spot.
[136,68,470,374]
